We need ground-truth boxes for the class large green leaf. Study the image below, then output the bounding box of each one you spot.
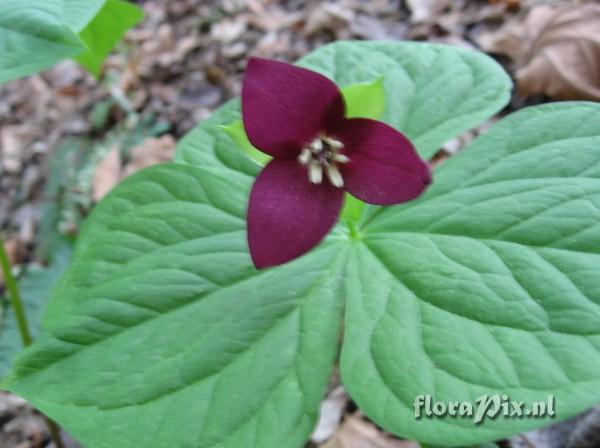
[63,0,106,33]
[0,0,87,83]
[75,0,143,77]
[176,41,511,167]
[341,102,600,445]
[5,164,347,448]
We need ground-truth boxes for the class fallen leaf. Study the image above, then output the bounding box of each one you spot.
[311,386,349,444]
[122,135,175,177]
[254,31,292,58]
[210,17,247,43]
[350,14,408,40]
[92,136,175,202]
[0,126,37,174]
[489,0,520,12]
[247,9,303,32]
[405,0,453,23]
[320,414,420,448]
[13,204,38,245]
[478,4,600,101]
[567,405,600,448]
[304,2,354,36]
[92,146,121,202]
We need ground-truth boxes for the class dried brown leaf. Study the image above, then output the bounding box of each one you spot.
[478,4,600,100]
[92,136,175,202]
[405,0,454,23]
[123,135,175,177]
[210,17,248,43]
[92,147,121,202]
[0,126,37,174]
[304,2,354,36]
[320,415,420,448]
[247,9,303,32]
[312,386,349,443]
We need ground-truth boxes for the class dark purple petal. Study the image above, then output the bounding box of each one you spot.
[247,159,344,268]
[334,118,431,205]
[242,58,345,159]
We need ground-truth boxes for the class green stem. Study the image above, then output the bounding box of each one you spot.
[0,238,32,346]
[0,238,64,448]
[347,221,362,241]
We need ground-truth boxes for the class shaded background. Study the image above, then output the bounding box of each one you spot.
[1,0,599,446]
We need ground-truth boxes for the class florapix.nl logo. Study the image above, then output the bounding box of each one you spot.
[413,394,556,425]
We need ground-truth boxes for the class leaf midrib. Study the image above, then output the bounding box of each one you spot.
[0,22,84,51]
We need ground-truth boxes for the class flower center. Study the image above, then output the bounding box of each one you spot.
[297,135,348,188]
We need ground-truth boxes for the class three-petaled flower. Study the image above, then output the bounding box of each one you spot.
[242,58,431,269]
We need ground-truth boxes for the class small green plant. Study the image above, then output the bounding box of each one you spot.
[0,0,143,83]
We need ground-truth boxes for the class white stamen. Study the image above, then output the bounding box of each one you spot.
[326,164,344,188]
[333,153,349,164]
[299,134,347,187]
[309,138,323,152]
[298,148,312,165]
[322,136,344,149]
[309,161,323,184]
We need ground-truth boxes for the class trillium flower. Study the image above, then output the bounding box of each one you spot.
[242,58,431,269]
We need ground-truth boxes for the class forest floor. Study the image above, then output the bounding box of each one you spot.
[1,0,599,447]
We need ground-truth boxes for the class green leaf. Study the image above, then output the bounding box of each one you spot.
[340,194,365,227]
[75,0,143,77]
[0,240,72,379]
[5,164,347,448]
[340,77,385,120]
[63,0,107,33]
[341,102,600,445]
[0,0,87,83]
[176,99,261,177]
[219,121,272,166]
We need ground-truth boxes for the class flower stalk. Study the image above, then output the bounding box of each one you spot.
[0,237,65,448]
[0,238,31,346]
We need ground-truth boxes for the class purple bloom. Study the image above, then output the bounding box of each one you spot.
[242,58,431,269]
